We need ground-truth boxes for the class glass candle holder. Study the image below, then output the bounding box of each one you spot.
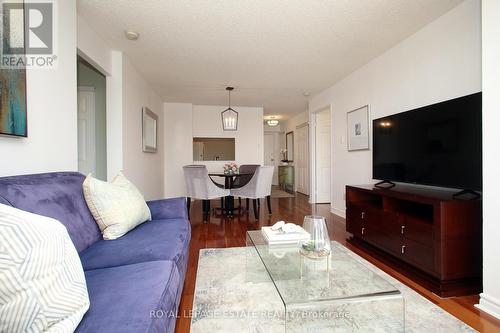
[299,215,331,259]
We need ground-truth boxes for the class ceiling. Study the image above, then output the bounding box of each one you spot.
[77,0,463,120]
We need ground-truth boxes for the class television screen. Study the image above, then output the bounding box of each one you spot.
[373,92,482,191]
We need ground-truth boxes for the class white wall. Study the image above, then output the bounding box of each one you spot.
[76,14,112,75]
[105,51,124,180]
[77,15,163,199]
[164,103,193,198]
[163,103,264,197]
[477,0,500,320]
[309,0,481,216]
[282,111,309,191]
[0,1,162,201]
[0,0,77,176]
[77,15,124,181]
[192,105,264,172]
[122,57,164,200]
[264,123,283,133]
[283,111,309,160]
[283,111,309,134]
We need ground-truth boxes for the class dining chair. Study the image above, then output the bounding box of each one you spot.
[229,166,274,220]
[183,165,230,222]
[232,164,260,209]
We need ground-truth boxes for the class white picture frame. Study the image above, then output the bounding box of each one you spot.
[142,107,158,153]
[347,105,370,151]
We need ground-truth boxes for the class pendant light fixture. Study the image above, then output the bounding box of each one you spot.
[221,87,238,131]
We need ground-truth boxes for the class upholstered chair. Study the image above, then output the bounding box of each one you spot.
[230,166,274,220]
[233,164,260,208]
[233,164,260,188]
[183,165,230,222]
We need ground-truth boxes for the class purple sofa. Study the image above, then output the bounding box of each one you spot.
[0,172,191,333]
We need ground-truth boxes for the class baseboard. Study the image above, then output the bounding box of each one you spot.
[330,207,346,219]
[476,293,500,319]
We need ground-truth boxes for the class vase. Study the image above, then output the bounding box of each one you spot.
[298,215,331,260]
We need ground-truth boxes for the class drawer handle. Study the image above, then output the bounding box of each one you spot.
[361,212,365,219]
[401,225,405,235]
[401,245,406,254]
[361,227,365,235]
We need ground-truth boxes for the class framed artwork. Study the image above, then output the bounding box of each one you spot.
[0,0,27,138]
[347,105,370,151]
[142,107,158,153]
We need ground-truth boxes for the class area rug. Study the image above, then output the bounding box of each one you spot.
[271,186,295,198]
[190,242,476,332]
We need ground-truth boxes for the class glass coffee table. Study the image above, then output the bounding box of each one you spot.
[246,230,405,332]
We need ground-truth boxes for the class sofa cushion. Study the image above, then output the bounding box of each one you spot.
[0,172,101,252]
[80,218,190,276]
[83,172,152,240]
[75,261,180,333]
[147,197,188,221]
[0,204,90,332]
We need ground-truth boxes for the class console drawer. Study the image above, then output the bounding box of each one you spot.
[401,216,434,248]
[346,205,367,239]
[399,239,435,275]
[346,205,361,235]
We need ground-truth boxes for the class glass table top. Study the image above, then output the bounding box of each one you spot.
[246,230,400,306]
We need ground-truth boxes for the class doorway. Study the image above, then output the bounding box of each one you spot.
[264,132,279,185]
[295,123,309,195]
[312,107,331,204]
[77,57,107,180]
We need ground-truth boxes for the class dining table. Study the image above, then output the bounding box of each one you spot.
[208,172,253,217]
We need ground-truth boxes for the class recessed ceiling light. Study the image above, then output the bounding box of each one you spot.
[125,31,140,41]
[302,91,310,97]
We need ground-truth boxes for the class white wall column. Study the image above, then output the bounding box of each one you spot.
[105,51,124,180]
[477,0,500,319]
[164,103,193,198]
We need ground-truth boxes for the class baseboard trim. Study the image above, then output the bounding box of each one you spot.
[476,293,500,319]
[330,207,346,219]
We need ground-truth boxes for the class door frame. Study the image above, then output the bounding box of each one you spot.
[77,86,97,176]
[309,104,333,205]
[76,52,113,180]
[295,122,309,195]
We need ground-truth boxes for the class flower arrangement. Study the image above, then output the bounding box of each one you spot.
[223,162,239,175]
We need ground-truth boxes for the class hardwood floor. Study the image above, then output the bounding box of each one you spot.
[175,194,500,333]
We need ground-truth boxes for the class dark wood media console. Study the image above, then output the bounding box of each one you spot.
[346,184,482,297]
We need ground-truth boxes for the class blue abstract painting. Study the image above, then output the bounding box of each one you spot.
[0,68,27,137]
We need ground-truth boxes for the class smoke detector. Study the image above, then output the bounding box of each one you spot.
[125,31,140,41]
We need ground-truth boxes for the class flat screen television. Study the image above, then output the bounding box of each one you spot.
[372,92,482,191]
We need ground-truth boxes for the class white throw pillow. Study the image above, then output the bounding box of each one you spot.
[0,203,90,333]
[83,172,152,240]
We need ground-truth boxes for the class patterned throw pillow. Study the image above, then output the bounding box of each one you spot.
[0,204,90,333]
[83,172,152,240]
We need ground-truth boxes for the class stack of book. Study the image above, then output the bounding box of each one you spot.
[261,223,310,245]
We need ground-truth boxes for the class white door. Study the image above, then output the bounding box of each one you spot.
[296,123,309,195]
[264,133,278,185]
[77,87,96,176]
[315,109,331,203]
